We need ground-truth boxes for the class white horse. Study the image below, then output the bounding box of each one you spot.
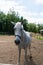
[12,22,32,65]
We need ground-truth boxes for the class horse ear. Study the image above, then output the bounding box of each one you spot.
[21,21,23,25]
[11,21,15,25]
[21,16,23,25]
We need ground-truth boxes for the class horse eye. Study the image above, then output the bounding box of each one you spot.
[20,28,22,30]
[14,28,16,30]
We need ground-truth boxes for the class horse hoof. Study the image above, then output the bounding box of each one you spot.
[24,62,27,65]
[17,62,20,65]
[29,56,32,60]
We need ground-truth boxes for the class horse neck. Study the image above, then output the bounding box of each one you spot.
[21,30,26,41]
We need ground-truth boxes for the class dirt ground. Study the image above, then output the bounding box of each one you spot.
[0,35,43,65]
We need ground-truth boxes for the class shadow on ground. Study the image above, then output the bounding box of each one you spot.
[26,58,37,65]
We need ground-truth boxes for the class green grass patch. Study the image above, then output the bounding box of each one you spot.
[35,36,43,40]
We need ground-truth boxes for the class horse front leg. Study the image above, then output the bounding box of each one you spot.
[17,47,21,65]
[24,48,27,65]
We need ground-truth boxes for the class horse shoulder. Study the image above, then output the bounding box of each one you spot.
[25,31,32,42]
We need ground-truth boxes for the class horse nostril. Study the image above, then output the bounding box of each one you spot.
[15,40,17,43]
[15,40,20,44]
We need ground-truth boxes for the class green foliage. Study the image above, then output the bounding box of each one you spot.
[28,23,37,33]
[0,9,43,35]
[35,35,43,40]
[0,11,6,32]
[0,10,28,34]
[23,19,28,31]
[37,24,43,33]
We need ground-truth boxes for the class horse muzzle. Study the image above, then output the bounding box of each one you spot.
[15,36,21,45]
[15,39,20,45]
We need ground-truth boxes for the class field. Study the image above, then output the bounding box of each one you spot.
[0,35,43,65]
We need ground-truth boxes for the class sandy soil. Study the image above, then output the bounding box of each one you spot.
[0,35,43,65]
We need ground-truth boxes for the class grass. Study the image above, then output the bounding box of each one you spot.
[35,35,43,40]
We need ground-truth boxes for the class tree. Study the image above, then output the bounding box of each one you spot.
[38,24,43,33]
[28,23,37,33]
[0,11,6,32]
[23,19,28,31]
